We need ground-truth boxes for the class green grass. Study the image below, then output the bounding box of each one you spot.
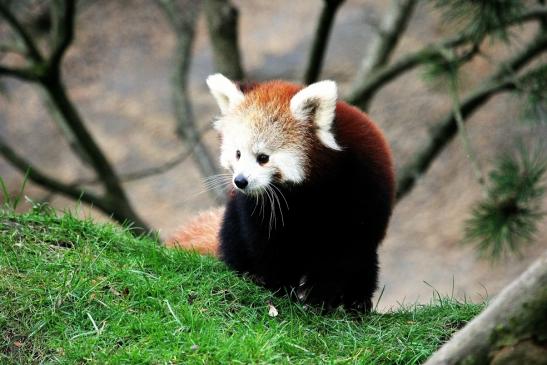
[0,209,483,364]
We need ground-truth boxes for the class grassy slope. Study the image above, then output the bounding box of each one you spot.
[0,210,482,364]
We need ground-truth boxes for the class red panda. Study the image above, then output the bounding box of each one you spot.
[168,74,395,311]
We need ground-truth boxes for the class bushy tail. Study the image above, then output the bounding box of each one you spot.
[165,207,224,256]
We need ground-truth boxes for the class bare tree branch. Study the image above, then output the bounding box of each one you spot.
[42,91,94,167]
[0,64,38,81]
[74,125,214,185]
[346,37,472,109]
[0,41,26,55]
[38,75,150,232]
[448,74,487,191]
[0,135,109,213]
[346,6,547,110]
[425,248,547,365]
[204,0,244,80]
[158,0,225,203]
[40,1,150,233]
[37,1,93,166]
[352,0,417,104]
[0,131,152,234]
[1,1,151,234]
[396,31,547,202]
[49,0,75,72]
[0,1,44,62]
[303,0,345,84]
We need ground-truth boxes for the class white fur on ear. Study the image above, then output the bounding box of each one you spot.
[290,80,341,150]
[206,73,245,114]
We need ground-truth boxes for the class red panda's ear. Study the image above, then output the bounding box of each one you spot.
[206,73,245,115]
[290,80,341,151]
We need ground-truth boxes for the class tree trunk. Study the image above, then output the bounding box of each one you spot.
[425,250,547,365]
[303,0,345,85]
[204,0,244,80]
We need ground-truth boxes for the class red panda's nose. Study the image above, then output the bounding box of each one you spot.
[234,175,248,189]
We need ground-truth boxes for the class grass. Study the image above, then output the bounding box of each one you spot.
[0,209,483,364]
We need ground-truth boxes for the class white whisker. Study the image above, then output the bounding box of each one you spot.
[251,194,260,216]
[264,186,274,237]
[270,183,285,227]
[270,183,289,211]
[193,180,232,197]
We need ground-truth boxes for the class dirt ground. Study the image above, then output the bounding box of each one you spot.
[1,0,546,310]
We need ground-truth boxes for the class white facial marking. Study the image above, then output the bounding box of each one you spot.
[217,117,252,170]
[207,75,315,193]
[206,73,244,115]
[290,80,341,151]
[217,119,306,193]
[272,150,306,183]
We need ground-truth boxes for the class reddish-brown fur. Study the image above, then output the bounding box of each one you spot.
[236,81,314,154]
[333,102,395,205]
[167,80,394,257]
[166,207,224,255]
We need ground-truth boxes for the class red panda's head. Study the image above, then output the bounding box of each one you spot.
[206,73,341,195]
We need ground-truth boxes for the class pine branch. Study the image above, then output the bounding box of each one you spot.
[346,35,471,109]
[449,77,486,190]
[445,55,486,191]
[346,6,547,110]
[303,0,345,84]
[352,0,417,106]
[396,32,547,202]
[434,0,526,43]
[464,145,546,258]
[204,0,244,80]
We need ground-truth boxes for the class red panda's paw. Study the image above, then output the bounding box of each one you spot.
[165,207,224,256]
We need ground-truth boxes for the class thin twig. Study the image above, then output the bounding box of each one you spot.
[74,125,214,186]
[448,72,487,191]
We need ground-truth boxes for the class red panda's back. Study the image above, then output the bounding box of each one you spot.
[334,101,395,205]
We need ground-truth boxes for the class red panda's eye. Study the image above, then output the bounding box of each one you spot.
[236,150,241,160]
[257,153,269,165]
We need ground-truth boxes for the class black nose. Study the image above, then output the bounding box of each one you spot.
[234,175,248,189]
